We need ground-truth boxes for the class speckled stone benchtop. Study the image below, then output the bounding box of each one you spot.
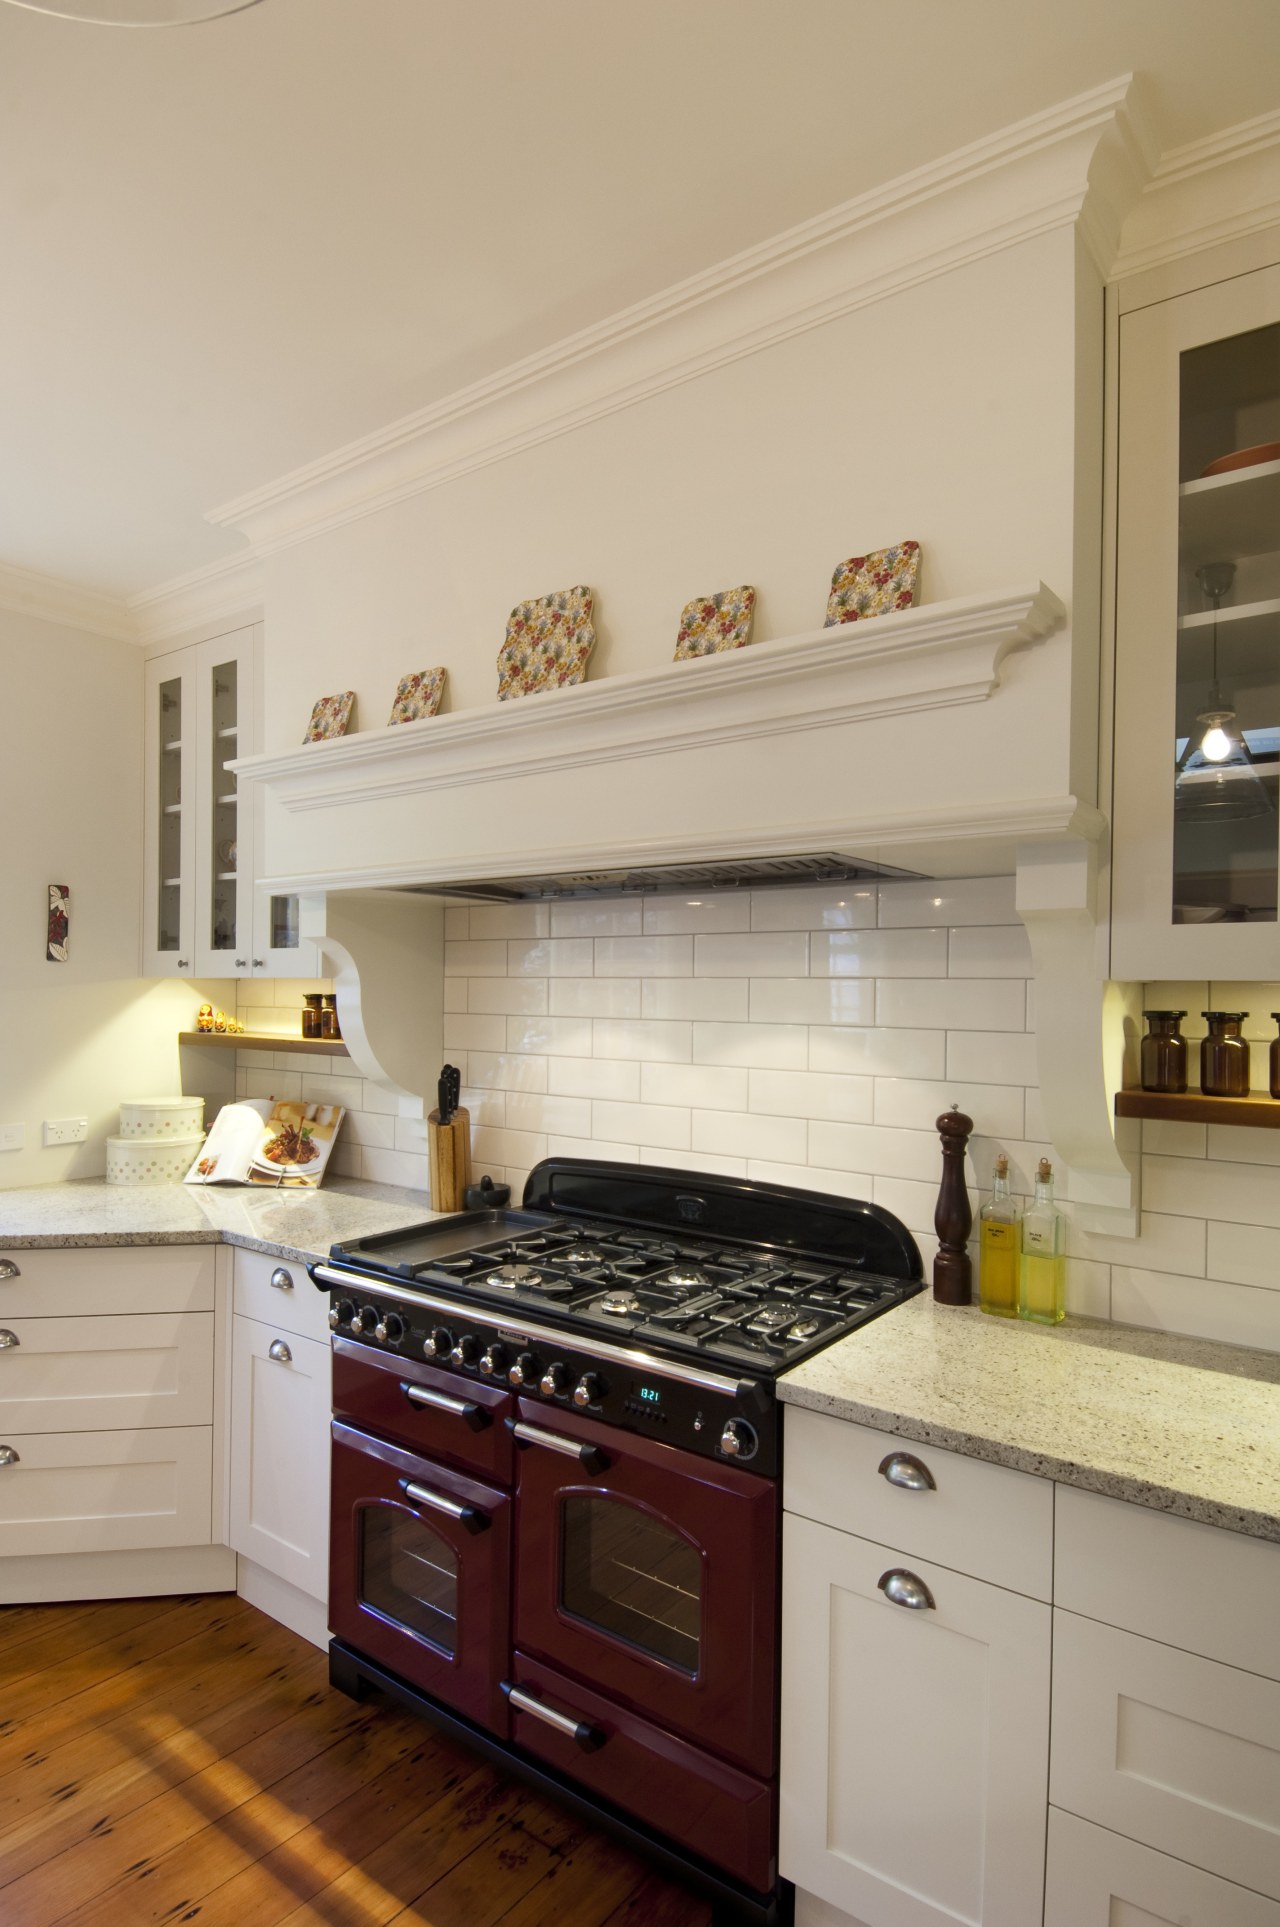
[780,1291,1280,1543]
[0,1177,436,1266]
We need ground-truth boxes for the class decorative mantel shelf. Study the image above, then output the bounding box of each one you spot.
[1115,1089,1280,1130]
[179,1031,350,1058]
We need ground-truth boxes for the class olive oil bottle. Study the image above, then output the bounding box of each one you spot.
[978,1155,1020,1318]
[1019,1157,1065,1325]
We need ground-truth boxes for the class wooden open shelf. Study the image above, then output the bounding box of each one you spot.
[178,1030,350,1058]
[1116,1088,1280,1129]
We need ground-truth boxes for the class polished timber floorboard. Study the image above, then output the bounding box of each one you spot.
[0,1593,712,1927]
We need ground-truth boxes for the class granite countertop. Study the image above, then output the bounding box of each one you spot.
[780,1291,1280,1542]
[0,1177,438,1265]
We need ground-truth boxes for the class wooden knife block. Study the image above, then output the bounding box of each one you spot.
[427,1109,472,1214]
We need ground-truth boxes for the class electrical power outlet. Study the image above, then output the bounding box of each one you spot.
[0,1124,25,1152]
[43,1118,88,1147]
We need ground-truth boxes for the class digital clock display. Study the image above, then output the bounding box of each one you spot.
[635,1383,662,1407]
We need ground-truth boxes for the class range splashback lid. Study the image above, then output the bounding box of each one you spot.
[417,851,921,902]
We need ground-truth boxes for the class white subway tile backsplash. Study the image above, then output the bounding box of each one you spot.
[443,978,468,1013]
[466,1051,548,1093]
[1207,1220,1280,1291]
[508,938,594,978]
[692,1110,807,1163]
[1065,1259,1112,1320]
[750,979,875,1027]
[945,1030,1039,1086]
[362,1145,429,1191]
[873,1078,1024,1140]
[551,900,643,937]
[1112,1268,1280,1350]
[1140,1118,1205,1157]
[548,1134,638,1161]
[695,932,809,977]
[550,978,641,1019]
[643,894,751,934]
[869,1175,938,1237]
[394,1116,428,1153]
[1143,1153,1280,1229]
[444,1012,509,1053]
[692,1021,807,1070]
[876,978,1025,1032]
[472,1125,548,1168]
[359,1080,410,1115]
[811,928,947,978]
[594,1019,692,1063]
[644,978,749,1021]
[444,906,470,939]
[300,1072,365,1108]
[340,1110,397,1150]
[641,1063,749,1112]
[243,1068,301,1103]
[1207,1123,1280,1166]
[1020,1086,1047,1143]
[468,904,550,940]
[748,1068,873,1125]
[1072,1210,1206,1277]
[596,935,692,977]
[947,924,1034,978]
[747,1160,875,1199]
[458,1086,507,1127]
[594,1100,691,1151]
[808,1025,945,1080]
[547,1057,641,1102]
[807,1121,940,1183]
[750,885,876,932]
[506,1015,594,1058]
[444,939,509,977]
[506,1091,593,1138]
[468,977,548,1015]
[878,875,1017,927]
[640,1147,748,1178]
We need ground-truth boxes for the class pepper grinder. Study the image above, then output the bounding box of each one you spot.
[933,1105,974,1305]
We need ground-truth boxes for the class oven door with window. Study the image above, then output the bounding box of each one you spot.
[330,1420,511,1736]
[510,1399,778,1777]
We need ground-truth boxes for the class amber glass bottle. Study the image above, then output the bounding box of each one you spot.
[1140,1010,1188,1094]
[1200,1011,1250,1097]
[1270,1014,1280,1100]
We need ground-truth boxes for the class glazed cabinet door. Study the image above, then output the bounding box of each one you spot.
[192,626,257,979]
[142,647,196,976]
[780,1512,1050,1927]
[228,1313,331,1600]
[1112,256,1280,981]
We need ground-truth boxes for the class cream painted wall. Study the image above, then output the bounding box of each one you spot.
[262,229,1087,791]
[0,608,233,1189]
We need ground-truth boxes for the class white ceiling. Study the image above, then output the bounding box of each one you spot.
[4,0,1279,599]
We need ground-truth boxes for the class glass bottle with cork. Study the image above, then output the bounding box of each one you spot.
[978,1155,1021,1318]
[1018,1157,1065,1325]
[1200,1010,1250,1096]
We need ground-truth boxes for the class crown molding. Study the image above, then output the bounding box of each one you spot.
[210,77,1152,560]
[128,548,265,646]
[1149,106,1280,191]
[0,560,133,641]
[1112,107,1280,280]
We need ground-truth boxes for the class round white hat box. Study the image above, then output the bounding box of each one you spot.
[105,1134,205,1185]
[117,1097,205,1138]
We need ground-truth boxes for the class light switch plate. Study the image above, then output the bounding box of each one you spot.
[43,1118,88,1146]
[0,1124,24,1151]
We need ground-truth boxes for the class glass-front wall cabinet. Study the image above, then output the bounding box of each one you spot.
[1112,255,1280,981]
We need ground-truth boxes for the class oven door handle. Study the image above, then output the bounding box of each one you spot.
[401,1382,492,1431]
[503,1681,605,1752]
[400,1478,490,1535]
[508,1420,608,1475]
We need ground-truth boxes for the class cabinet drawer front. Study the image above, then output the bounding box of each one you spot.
[783,1406,1052,1598]
[228,1317,330,1600]
[1046,1807,1280,1927]
[233,1249,331,1345]
[0,1246,215,1317]
[780,1513,1050,1927]
[0,1427,212,1556]
[1052,1609,1280,1901]
[1056,1484,1280,1679]
[0,1313,213,1434]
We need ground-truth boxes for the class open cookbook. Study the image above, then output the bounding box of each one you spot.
[183,1097,344,1188]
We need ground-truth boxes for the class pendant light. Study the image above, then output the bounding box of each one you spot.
[1174,561,1272,822]
[0,1,261,23]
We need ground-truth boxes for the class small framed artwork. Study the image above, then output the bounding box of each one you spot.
[47,884,69,962]
[825,540,922,626]
[674,585,757,659]
[303,691,356,743]
[388,667,447,725]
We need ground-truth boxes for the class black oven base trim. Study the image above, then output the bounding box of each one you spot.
[328,1638,793,1927]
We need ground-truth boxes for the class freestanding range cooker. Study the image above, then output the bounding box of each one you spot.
[312,1157,923,1924]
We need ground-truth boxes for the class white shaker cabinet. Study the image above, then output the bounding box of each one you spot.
[780,1411,1052,1927]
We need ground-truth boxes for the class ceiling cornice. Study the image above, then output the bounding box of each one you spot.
[1112,105,1280,280]
[127,548,265,647]
[0,560,133,642]
[209,75,1154,561]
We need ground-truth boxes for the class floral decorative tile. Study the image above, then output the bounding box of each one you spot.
[497,586,595,700]
[824,541,922,626]
[674,585,757,660]
[388,667,447,726]
[303,691,356,742]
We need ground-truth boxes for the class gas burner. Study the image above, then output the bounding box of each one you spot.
[786,1316,827,1341]
[663,1264,713,1289]
[486,1263,542,1289]
[598,1291,643,1316]
[556,1245,609,1266]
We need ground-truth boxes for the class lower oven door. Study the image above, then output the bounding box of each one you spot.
[510,1399,778,1778]
[330,1420,511,1736]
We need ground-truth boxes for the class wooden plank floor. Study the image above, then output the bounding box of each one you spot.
[0,1594,713,1927]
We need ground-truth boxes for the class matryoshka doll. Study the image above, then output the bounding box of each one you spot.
[197,1002,214,1033]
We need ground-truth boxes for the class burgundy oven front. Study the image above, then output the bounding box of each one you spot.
[327,1335,780,1901]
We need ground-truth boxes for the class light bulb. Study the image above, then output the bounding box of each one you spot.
[1201,724,1232,763]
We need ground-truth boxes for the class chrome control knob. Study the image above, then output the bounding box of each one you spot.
[350,1306,379,1336]
[539,1362,570,1397]
[451,1334,479,1367]
[573,1372,605,1409]
[374,1312,404,1344]
[719,1418,758,1461]
[427,1326,453,1359]
[508,1351,540,1388]
[479,1343,507,1378]
[331,1298,356,1331]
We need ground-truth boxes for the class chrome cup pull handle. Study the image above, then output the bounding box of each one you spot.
[0,1444,19,1466]
[0,1260,20,1281]
[401,1479,489,1535]
[878,1451,935,1492]
[267,1338,292,1363]
[509,1420,608,1475]
[269,1266,295,1292]
[504,1682,604,1752]
[0,1330,19,1351]
[878,1568,936,1611]
[402,1383,491,1431]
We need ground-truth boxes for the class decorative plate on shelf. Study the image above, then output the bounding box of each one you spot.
[824,541,921,626]
[1200,441,1280,478]
[303,690,356,742]
[673,585,757,660]
[387,667,447,725]
[497,586,595,700]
